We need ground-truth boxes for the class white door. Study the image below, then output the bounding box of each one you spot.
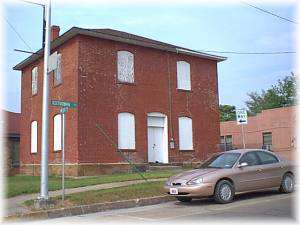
[147,115,168,163]
[148,127,164,163]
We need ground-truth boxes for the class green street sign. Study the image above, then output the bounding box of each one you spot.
[51,100,78,108]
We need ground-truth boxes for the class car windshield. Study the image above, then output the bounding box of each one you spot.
[198,153,241,169]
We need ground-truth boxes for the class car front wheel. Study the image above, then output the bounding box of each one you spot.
[214,180,235,204]
[279,173,294,193]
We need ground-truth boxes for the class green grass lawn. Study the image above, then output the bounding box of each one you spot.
[24,181,167,210]
[6,170,177,198]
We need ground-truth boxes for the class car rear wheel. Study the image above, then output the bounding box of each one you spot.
[176,197,192,202]
[279,173,294,193]
[214,180,235,204]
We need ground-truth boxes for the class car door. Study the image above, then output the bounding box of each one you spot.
[233,152,266,192]
[254,151,282,188]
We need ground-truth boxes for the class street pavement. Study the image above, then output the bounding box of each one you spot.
[48,189,296,223]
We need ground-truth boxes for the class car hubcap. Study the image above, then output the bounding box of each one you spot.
[220,184,231,201]
[284,176,294,191]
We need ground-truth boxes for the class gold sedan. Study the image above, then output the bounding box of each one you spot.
[164,149,294,204]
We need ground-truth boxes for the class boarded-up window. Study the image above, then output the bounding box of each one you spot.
[118,112,135,149]
[117,51,134,83]
[31,121,38,153]
[178,117,193,150]
[177,61,191,90]
[53,114,62,151]
[54,53,62,86]
[32,67,38,95]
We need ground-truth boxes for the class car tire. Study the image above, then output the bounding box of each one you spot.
[279,172,294,193]
[176,197,192,202]
[214,180,235,204]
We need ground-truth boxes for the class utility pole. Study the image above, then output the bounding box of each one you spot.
[39,0,51,204]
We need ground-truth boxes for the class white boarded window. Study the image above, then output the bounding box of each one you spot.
[54,53,62,86]
[177,61,191,90]
[31,121,38,153]
[32,67,38,95]
[53,114,62,151]
[117,51,134,83]
[178,117,193,150]
[118,113,135,149]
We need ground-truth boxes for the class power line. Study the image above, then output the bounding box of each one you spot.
[19,0,45,7]
[3,17,33,51]
[198,50,296,55]
[241,1,298,25]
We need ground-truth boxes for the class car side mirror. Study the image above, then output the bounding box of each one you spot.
[238,162,248,168]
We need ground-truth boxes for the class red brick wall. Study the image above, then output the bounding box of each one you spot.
[20,37,80,165]
[77,35,220,164]
[20,34,221,166]
[220,106,296,160]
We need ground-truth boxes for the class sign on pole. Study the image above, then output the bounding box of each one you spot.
[236,109,248,125]
[51,100,78,108]
[48,51,58,72]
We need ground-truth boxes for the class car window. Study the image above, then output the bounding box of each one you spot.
[199,153,241,169]
[256,151,279,165]
[239,152,260,166]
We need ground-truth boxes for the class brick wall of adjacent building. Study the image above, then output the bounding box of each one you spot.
[220,106,296,161]
[3,110,21,176]
[19,32,221,175]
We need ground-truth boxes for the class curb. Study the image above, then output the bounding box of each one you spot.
[5,195,175,221]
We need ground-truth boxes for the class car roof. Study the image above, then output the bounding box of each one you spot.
[223,149,272,154]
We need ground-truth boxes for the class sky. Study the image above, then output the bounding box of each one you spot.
[2,0,297,113]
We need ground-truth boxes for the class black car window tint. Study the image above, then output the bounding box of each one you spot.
[256,151,279,165]
[239,152,260,166]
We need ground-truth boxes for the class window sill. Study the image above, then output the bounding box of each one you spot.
[31,93,38,97]
[117,81,136,86]
[30,152,38,155]
[177,89,192,93]
[53,82,62,88]
[54,150,62,153]
[117,149,137,152]
[179,149,194,152]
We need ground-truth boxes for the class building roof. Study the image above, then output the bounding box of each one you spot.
[13,27,227,71]
[2,110,20,136]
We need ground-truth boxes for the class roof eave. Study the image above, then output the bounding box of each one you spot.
[13,27,226,71]
[13,27,80,71]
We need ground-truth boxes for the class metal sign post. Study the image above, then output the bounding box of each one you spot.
[236,109,248,149]
[60,107,68,204]
[241,124,246,149]
[51,100,77,205]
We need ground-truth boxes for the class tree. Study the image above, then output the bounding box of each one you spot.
[219,105,236,122]
[246,73,296,115]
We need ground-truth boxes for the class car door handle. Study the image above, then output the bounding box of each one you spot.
[256,168,262,172]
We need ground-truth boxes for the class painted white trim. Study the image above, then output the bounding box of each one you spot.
[53,114,62,151]
[118,112,136,149]
[178,117,194,150]
[147,113,168,163]
[31,121,38,153]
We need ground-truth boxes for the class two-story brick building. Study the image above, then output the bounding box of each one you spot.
[14,26,226,176]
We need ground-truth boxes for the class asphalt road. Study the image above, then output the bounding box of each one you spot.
[49,190,295,223]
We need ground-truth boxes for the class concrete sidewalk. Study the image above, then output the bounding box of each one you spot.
[5,178,166,217]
